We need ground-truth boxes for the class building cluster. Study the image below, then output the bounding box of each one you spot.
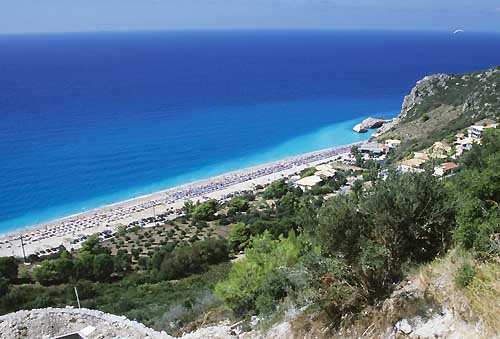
[396,120,497,176]
[357,139,401,163]
[294,163,337,191]
[291,119,497,197]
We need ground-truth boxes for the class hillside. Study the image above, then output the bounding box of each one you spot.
[376,66,500,153]
[1,67,499,339]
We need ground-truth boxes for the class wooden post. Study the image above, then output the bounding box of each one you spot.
[74,286,81,309]
[20,234,26,263]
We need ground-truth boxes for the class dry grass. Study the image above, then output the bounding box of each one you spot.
[465,259,500,334]
[419,250,500,337]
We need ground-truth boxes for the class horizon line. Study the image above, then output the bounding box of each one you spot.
[1,27,499,37]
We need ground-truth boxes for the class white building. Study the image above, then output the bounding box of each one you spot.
[468,123,498,139]
[295,175,323,191]
[385,139,402,149]
[434,162,459,177]
[397,158,426,173]
[359,142,389,154]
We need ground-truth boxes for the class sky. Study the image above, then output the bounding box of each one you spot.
[0,0,499,34]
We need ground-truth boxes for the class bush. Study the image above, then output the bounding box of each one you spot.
[227,197,249,215]
[215,231,304,316]
[0,257,18,283]
[156,239,229,281]
[300,167,317,178]
[262,179,289,199]
[453,129,500,253]
[455,262,476,288]
[308,170,455,296]
[192,200,219,221]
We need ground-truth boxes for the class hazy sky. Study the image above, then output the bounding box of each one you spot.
[1,0,499,34]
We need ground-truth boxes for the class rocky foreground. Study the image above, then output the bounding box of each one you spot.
[0,307,171,339]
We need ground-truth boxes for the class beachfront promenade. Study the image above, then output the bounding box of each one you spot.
[0,142,360,258]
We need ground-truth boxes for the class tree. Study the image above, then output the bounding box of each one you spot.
[215,231,304,316]
[54,251,74,283]
[454,129,500,252]
[0,257,18,283]
[262,179,289,200]
[80,235,110,255]
[74,252,95,280]
[228,222,252,251]
[0,277,9,296]
[192,200,219,221]
[227,197,249,216]
[314,194,365,262]
[113,250,131,274]
[182,200,195,217]
[361,171,454,265]
[276,192,299,217]
[33,261,59,286]
[300,167,317,178]
[93,254,114,281]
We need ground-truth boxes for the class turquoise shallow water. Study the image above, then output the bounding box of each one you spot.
[1,30,500,232]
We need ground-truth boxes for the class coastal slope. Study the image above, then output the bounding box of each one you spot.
[376,66,500,151]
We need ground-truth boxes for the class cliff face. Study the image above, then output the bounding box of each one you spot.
[376,66,500,145]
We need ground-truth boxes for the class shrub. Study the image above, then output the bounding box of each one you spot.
[215,231,304,316]
[192,200,219,221]
[455,262,476,288]
[299,167,317,178]
[262,179,289,199]
[0,257,18,283]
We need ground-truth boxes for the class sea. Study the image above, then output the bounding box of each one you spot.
[1,30,500,233]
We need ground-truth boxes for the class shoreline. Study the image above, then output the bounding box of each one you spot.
[0,141,362,257]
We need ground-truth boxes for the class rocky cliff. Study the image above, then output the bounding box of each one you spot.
[375,66,500,147]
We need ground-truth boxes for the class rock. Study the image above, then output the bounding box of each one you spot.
[353,124,368,133]
[396,319,413,334]
[353,117,389,133]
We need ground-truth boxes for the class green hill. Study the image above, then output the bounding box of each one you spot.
[376,66,500,153]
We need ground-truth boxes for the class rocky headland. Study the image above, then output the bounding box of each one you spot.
[353,117,390,133]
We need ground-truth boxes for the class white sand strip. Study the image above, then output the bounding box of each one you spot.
[0,142,361,258]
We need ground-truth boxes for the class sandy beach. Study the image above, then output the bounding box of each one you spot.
[0,142,361,258]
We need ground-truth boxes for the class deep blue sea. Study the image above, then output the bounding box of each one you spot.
[1,30,500,232]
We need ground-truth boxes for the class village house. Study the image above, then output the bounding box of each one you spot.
[315,164,337,177]
[467,123,498,139]
[385,139,402,149]
[397,158,426,173]
[413,152,430,161]
[434,162,459,177]
[316,169,337,178]
[359,142,389,154]
[428,141,452,158]
[454,137,479,158]
[295,175,323,191]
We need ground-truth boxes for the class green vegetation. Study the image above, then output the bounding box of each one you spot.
[227,196,250,215]
[0,236,230,334]
[192,200,219,221]
[455,262,476,288]
[217,169,455,319]
[453,129,500,253]
[378,66,500,157]
[262,179,290,199]
[216,231,306,316]
[299,167,316,178]
[1,119,499,334]
[214,128,500,328]
[2,262,231,334]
